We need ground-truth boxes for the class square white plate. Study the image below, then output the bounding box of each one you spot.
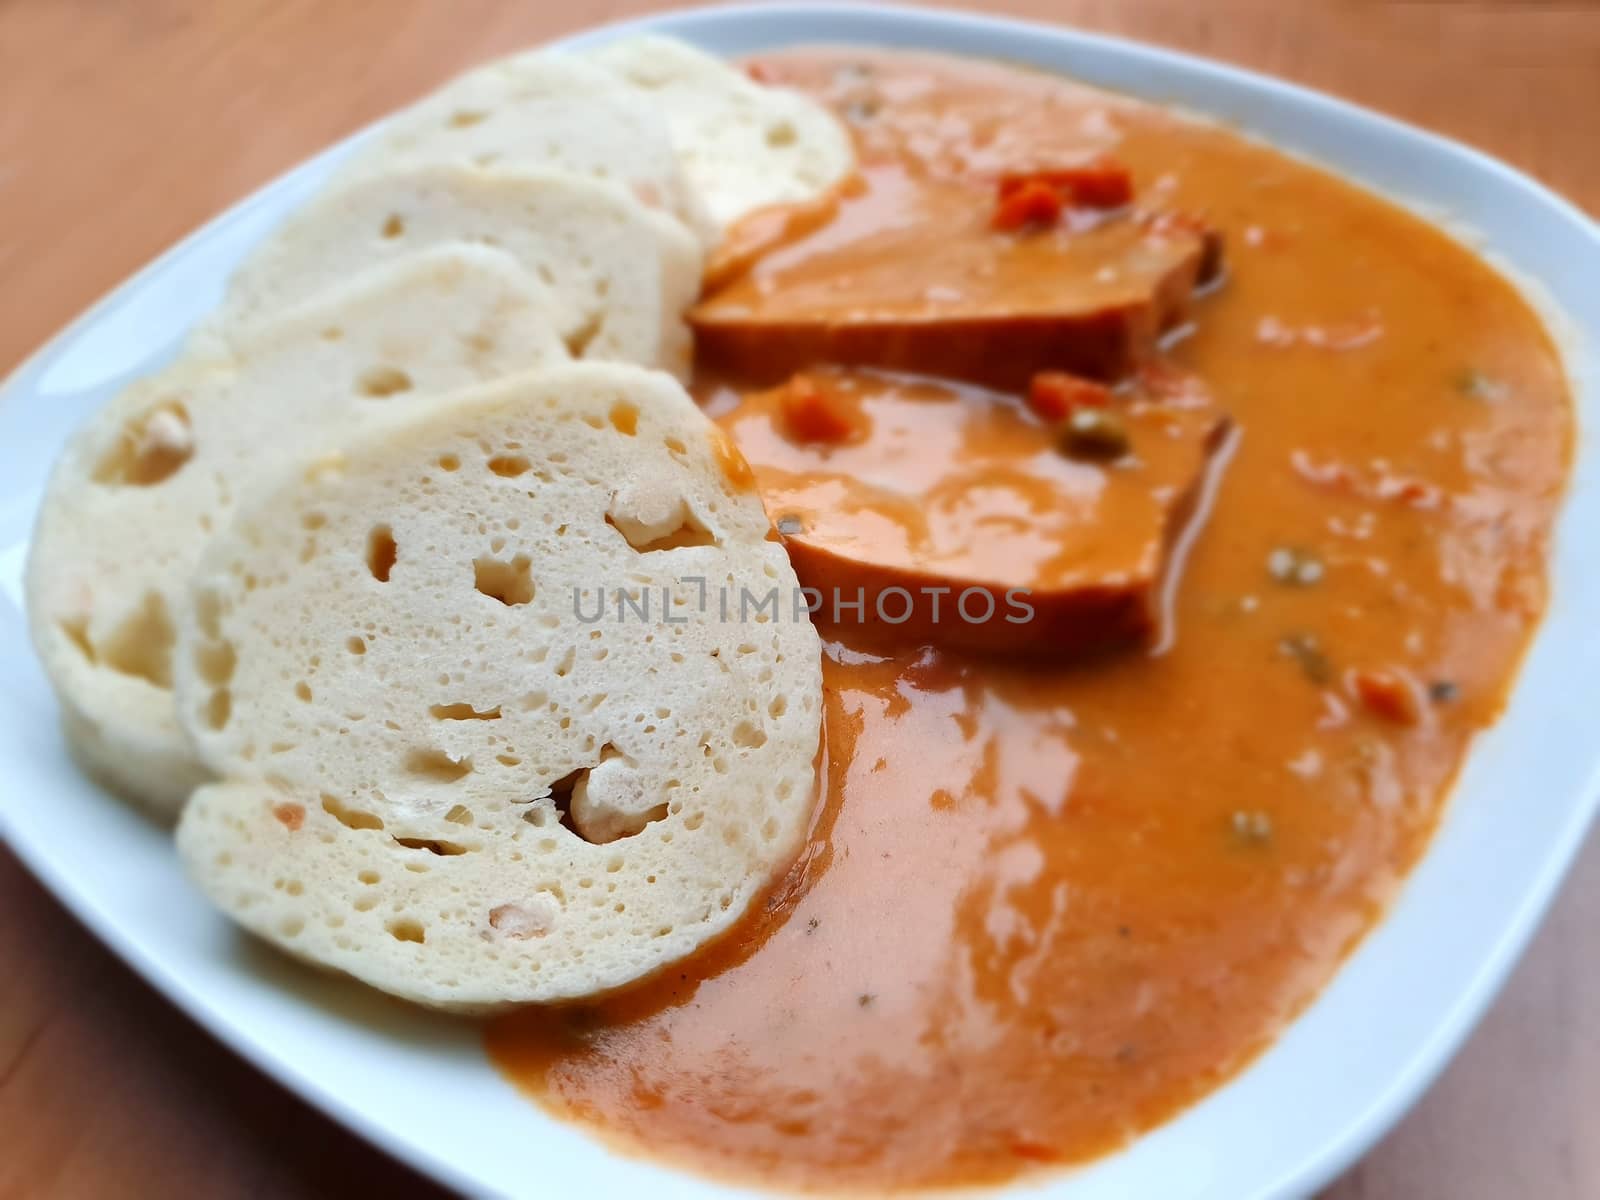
[2,5,1596,1198]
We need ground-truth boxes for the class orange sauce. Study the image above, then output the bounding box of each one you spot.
[489,48,1572,1191]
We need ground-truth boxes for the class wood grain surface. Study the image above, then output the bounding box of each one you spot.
[2,2,1596,1197]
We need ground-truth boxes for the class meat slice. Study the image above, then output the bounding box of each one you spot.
[712,366,1233,657]
[691,172,1218,391]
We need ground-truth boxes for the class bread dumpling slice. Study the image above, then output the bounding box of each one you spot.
[341,52,715,246]
[174,363,823,1012]
[211,165,702,378]
[26,245,569,818]
[587,34,854,233]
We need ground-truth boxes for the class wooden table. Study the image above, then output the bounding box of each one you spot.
[2,2,1596,1196]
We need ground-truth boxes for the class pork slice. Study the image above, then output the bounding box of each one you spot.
[714,366,1233,657]
[692,176,1216,390]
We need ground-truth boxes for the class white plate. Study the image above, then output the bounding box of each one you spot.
[2,5,1596,1198]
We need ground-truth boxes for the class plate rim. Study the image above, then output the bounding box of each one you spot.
[3,5,1597,1199]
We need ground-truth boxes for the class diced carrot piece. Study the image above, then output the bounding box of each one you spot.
[745,61,778,84]
[991,180,1064,232]
[1350,668,1424,726]
[1027,371,1113,422]
[1000,158,1135,209]
[1061,161,1134,208]
[778,376,860,445]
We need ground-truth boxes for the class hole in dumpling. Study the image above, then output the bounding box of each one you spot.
[387,917,426,943]
[321,793,384,831]
[605,509,718,554]
[448,109,487,128]
[195,638,236,685]
[561,308,604,359]
[473,555,534,606]
[766,120,798,147]
[359,366,412,397]
[58,616,96,663]
[99,592,176,687]
[429,702,502,721]
[93,401,194,486]
[548,744,669,845]
[392,835,470,856]
[546,767,590,834]
[380,214,406,239]
[405,747,474,783]
[609,402,638,436]
[367,525,397,582]
[203,688,232,730]
[488,454,530,477]
[731,720,767,749]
